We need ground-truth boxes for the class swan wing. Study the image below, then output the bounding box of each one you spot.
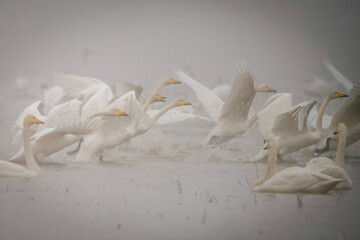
[323,60,353,92]
[271,99,317,137]
[53,72,107,98]
[330,82,360,129]
[219,64,255,123]
[106,91,154,130]
[174,68,224,122]
[249,93,292,137]
[112,82,143,100]
[42,86,66,115]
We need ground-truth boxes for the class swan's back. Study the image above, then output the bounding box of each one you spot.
[306,157,352,190]
[254,167,341,193]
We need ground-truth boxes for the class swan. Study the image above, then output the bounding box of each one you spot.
[10,98,129,163]
[314,82,360,153]
[247,93,293,138]
[175,65,277,144]
[0,115,44,178]
[76,97,191,162]
[252,138,341,193]
[306,123,352,190]
[174,65,276,123]
[252,90,348,161]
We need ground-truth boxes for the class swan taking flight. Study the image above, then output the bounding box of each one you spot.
[0,115,44,178]
[306,123,352,190]
[252,138,341,193]
[252,90,349,161]
[175,64,276,144]
[10,102,129,163]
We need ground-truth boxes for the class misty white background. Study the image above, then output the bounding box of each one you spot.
[0,0,359,120]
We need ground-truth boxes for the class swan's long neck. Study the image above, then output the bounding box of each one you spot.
[142,96,154,111]
[316,95,331,133]
[264,143,278,180]
[335,130,347,168]
[152,102,177,122]
[23,124,41,172]
[153,82,165,96]
[88,110,111,119]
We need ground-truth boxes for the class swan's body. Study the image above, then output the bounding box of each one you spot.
[76,98,191,162]
[10,99,128,163]
[252,138,341,193]
[306,123,352,190]
[252,91,348,161]
[1,115,43,178]
[175,65,276,144]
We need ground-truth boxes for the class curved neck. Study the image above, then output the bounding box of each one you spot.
[142,96,154,111]
[88,110,113,120]
[316,95,331,132]
[335,131,347,168]
[153,102,177,122]
[23,124,41,172]
[264,144,278,180]
[153,81,166,95]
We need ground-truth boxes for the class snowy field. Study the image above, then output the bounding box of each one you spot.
[1,118,359,240]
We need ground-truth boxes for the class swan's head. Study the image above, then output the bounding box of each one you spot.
[334,122,347,135]
[152,93,166,103]
[24,114,44,126]
[263,138,278,150]
[173,98,192,107]
[112,108,128,116]
[164,77,181,85]
[329,91,349,99]
[255,85,277,93]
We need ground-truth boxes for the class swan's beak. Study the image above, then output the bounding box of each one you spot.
[35,118,44,124]
[171,78,181,84]
[335,91,349,98]
[158,95,166,102]
[116,109,128,116]
[263,146,268,150]
[333,131,338,135]
[181,99,192,105]
[266,86,277,92]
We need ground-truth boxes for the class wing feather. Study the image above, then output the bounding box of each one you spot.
[271,99,317,137]
[219,64,255,123]
[174,68,224,122]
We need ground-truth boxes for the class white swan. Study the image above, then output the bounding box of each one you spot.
[174,65,276,123]
[252,90,348,161]
[252,138,341,193]
[10,98,128,163]
[314,82,360,153]
[0,115,44,178]
[306,123,352,190]
[175,65,276,144]
[76,97,191,162]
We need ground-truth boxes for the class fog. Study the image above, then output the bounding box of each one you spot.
[1,0,360,118]
[0,1,360,240]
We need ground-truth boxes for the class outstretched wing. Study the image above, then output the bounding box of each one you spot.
[272,99,317,137]
[174,68,224,122]
[219,64,255,123]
